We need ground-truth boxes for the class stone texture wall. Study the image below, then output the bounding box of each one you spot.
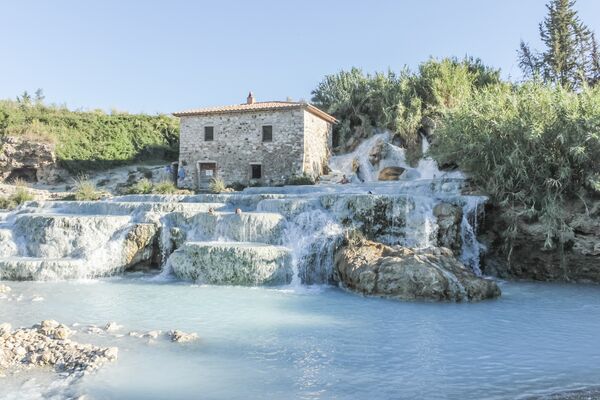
[0,136,67,184]
[303,111,332,179]
[178,108,332,189]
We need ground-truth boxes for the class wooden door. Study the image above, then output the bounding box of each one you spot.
[198,162,217,189]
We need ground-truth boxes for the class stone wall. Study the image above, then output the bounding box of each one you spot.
[178,108,332,189]
[303,111,332,179]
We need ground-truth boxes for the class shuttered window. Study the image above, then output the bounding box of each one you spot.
[251,164,262,179]
[262,125,272,142]
[204,126,214,141]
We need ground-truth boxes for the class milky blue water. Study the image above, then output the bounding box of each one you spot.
[1,277,600,399]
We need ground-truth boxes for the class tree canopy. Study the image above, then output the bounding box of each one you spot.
[518,0,600,90]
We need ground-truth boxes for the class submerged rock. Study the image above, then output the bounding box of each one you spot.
[0,284,11,294]
[0,320,117,375]
[104,322,122,332]
[169,242,293,286]
[168,330,198,343]
[334,239,500,302]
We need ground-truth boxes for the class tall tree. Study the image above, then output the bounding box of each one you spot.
[590,33,600,86]
[518,0,598,89]
[34,88,45,105]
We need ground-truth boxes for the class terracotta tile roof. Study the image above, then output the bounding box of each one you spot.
[173,101,337,123]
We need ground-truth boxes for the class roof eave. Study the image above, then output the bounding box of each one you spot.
[172,103,337,124]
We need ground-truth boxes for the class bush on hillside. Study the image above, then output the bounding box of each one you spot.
[0,180,35,209]
[127,178,154,195]
[0,100,179,174]
[430,82,600,253]
[152,180,178,194]
[311,57,500,162]
[73,177,103,201]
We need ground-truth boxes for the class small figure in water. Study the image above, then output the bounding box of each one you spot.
[235,208,242,215]
[208,207,215,215]
[339,174,350,184]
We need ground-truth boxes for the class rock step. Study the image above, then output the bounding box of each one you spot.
[256,198,321,217]
[168,241,293,286]
[0,257,85,280]
[23,201,228,216]
[163,212,286,244]
[319,172,345,184]
[110,193,288,210]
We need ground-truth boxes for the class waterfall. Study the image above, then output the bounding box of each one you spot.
[282,209,343,285]
[459,197,486,275]
[328,131,464,182]
[0,132,489,282]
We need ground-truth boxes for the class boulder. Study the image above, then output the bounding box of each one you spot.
[368,139,388,166]
[378,166,406,181]
[122,223,159,269]
[0,136,67,184]
[433,203,463,253]
[334,239,500,302]
[168,242,293,286]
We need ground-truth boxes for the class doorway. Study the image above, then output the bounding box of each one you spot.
[197,162,217,189]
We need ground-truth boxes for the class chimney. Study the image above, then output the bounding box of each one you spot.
[246,91,255,104]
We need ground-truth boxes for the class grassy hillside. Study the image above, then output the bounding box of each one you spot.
[0,99,179,173]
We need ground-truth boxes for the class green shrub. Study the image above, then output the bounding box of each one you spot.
[0,180,35,209]
[127,178,153,194]
[311,57,500,155]
[0,99,179,174]
[152,180,177,194]
[431,82,600,253]
[285,173,315,186]
[208,178,226,193]
[73,177,102,201]
[0,197,14,210]
[11,186,34,205]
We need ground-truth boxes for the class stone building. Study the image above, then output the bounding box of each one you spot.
[173,93,336,189]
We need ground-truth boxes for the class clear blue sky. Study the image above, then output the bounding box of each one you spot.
[2,0,599,114]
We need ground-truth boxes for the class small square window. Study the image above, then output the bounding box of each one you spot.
[251,164,262,179]
[204,126,214,141]
[262,125,272,142]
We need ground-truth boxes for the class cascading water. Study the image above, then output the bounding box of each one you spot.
[327,132,464,183]
[0,131,487,282]
[459,197,485,275]
[281,209,343,285]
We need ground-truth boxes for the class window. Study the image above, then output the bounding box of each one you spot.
[251,164,262,179]
[204,126,214,141]
[262,125,272,142]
